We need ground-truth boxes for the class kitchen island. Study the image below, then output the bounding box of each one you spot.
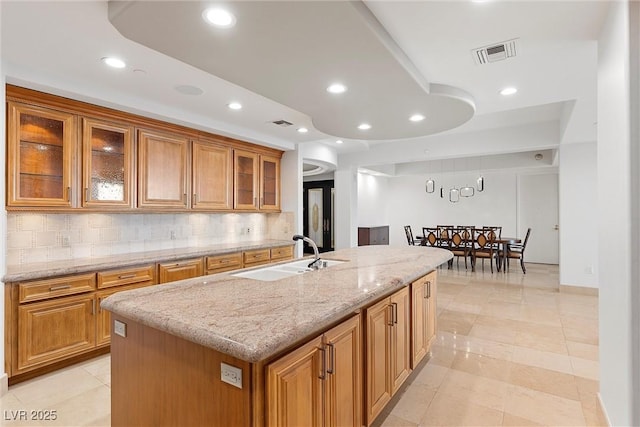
[102,245,452,427]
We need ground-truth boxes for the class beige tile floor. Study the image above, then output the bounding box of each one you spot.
[376,262,602,427]
[1,263,600,427]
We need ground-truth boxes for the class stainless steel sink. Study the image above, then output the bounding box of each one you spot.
[232,259,346,282]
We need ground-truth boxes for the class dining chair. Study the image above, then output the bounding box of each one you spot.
[483,226,502,253]
[436,225,454,249]
[447,227,471,269]
[404,225,418,246]
[421,227,439,247]
[471,228,497,273]
[504,228,532,273]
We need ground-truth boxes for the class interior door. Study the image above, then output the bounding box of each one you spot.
[303,180,334,253]
[517,173,559,264]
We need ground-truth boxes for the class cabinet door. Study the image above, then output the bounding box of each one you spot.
[411,278,429,368]
[426,274,437,349]
[82,118,134,208]
[390,287,411,394]
[192,140,233,210]
[17,293,95,371]
[365,297,391,425]
[158,258,204,284]
[138,129,189,209]
[260,155,280,211]
[234,150,259,210]
[324,314,362,427]
[7,102,76,207]
[267,335,324,427]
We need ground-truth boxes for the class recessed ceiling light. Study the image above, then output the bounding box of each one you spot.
[101,57,126,69]
[202,8,236,27]
[358,123,371,130]
[500,87,518,96]
[336,140,343,144]
[297,127,308,133]
[327,83,347,94]
[409,114,425,122]
[228,102,242,110]
[103,146,113,152]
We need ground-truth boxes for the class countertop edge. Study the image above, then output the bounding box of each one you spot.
[3,240,294,283]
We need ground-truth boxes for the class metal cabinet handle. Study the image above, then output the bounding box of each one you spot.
[392,302,398,324]
[254,197,257,207]
[97,297,103,314]
[66,187,71,202]
[424,283,429,299]
[118,274,137,279]
[193,193,197,204]
[84,187,89,202]
[318,346,326,380]
[91,299,96,316]
[49,284,71,291]
[183,193,187,204]
[427,281,431,298]
[327,343,335,374]
[388,305,394,326]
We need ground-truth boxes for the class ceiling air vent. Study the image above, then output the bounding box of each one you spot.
[472,38,519,65]
[272,119,293,127]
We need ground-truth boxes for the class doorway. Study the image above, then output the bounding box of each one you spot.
[518,173,559,264]
[303,180,334,253]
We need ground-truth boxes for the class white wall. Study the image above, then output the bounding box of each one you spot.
[357,173,389,227]
[383,172,518,247]
[334,168,358,249]
[597,1,636,425]
[280,148,303,257]
[559,142,598,288]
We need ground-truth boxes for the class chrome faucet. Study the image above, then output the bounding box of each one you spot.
[292,234,322,269]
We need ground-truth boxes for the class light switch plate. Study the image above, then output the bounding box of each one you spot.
[114,320,127,337]
[221,362,242,388]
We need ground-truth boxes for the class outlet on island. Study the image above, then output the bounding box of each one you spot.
[220,362,242,388]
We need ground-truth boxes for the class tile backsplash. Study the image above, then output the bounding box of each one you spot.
[7,212,295,265]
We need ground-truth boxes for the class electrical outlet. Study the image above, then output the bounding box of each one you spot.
[114,320,127,338]
[170,230,176,240]
[585,266,594,274]
[246,227,251,234]
[61,236,70,247]
[221,363,242,388]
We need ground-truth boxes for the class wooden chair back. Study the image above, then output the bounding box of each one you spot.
[404,225,415,246]
[421,227,439,247]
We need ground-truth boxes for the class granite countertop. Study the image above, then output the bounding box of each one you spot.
[3,239,294,283]
[101,245,453,363]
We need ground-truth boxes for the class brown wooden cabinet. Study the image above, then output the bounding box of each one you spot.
[365,287,411,425]
[192,139,233,210]
[243,248,271,267]
[7,101,76,207]
[206,252,243,274]
[234,149,259,210]
[410,271,437,369]
[234,150,281,211]
[17,293,96,371]
[82,118,134,208]
[158,258,204,283]
[260,155,280,211]
[267,314,361,427]
[137,129,190,209]
[358,226,389,246]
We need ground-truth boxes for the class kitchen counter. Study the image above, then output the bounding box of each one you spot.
[3,239,293,283]
[102,245,452,363]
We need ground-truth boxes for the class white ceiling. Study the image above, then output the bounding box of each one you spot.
[1,1,609,175]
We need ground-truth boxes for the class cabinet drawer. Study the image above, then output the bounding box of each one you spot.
[206,252,243,273]
[243,249,271,266]
[158,258,204,284]
[18,273,96,304]
[97,264,156,289]
[270,246,293,261]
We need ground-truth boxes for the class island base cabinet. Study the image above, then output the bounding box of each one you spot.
[366,287,411,426]
[411,271,437,368]
[266,314,362,427]
[110,315,252,427]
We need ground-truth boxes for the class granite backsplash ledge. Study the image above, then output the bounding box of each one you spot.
[7,211,295,265]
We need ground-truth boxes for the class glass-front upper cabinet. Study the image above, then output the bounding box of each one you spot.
[234,150,258,210]
[7,102,75,207]
[260,155,280,211]
[82,118,134,208]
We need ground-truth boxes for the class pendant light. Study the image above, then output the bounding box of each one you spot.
[425,154,435,193]
[477,156,485,192]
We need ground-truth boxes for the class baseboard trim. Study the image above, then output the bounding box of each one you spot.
[559,284,599,296]
[0,373,8,396]
[597,393,612,427]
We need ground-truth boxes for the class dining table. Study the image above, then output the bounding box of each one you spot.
[495,237,522,272]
